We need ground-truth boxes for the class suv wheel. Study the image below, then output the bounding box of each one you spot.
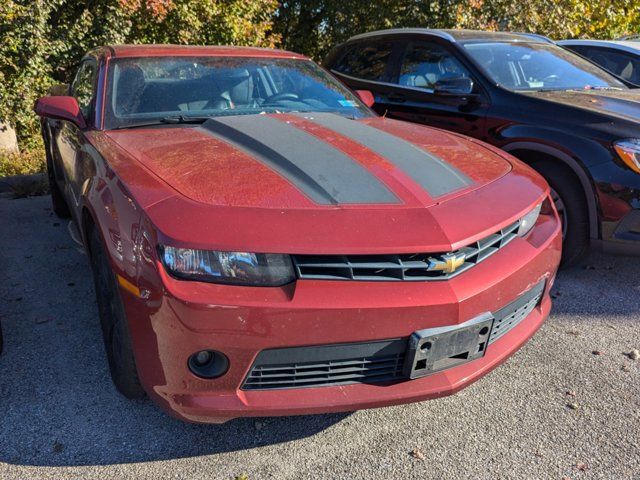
[531,161,589,268]
[88,225,145,399]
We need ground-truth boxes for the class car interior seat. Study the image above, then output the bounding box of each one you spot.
[113,64,146,115]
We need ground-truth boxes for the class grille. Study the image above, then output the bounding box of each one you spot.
[243,280,544,390]
[242,339,406,390]
[292,220,520,281]
[488,281,545,344]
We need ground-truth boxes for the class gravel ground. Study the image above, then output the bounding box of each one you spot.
[0,195,639,480]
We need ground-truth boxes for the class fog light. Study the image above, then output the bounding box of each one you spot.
[194,350,212,366]
[188,350,229,379]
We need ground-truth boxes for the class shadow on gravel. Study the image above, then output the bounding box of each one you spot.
[551,251,640,318]
[0,196,638,468]
[0,196,347,467]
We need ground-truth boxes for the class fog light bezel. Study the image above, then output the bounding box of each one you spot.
[188,350,229,379]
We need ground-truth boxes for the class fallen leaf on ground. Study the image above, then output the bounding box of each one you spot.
[625,349,639,361]
[576,462,588,471]
[410,448,425,461]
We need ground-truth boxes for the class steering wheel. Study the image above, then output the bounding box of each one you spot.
[263,92,299,104]
[542,74,559,84]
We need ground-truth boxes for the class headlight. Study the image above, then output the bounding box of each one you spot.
[160,246,295,286]
[517,203,542,237]
[614,139,640,174]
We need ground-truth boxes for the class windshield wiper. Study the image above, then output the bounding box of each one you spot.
[111,115,214,130]
[160,114,214,124]
[588,86,624,91]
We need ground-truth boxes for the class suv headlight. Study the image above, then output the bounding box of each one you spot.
[160,246,295,286]
[517,203,542,237]
[614,139,640,174]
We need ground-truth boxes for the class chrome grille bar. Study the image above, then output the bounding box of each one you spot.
[292,220,521,281]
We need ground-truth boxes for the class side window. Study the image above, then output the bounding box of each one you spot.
[398,42,471,90]
[580,47,640,85]
[71,61,96,119]
[333,41,395,82]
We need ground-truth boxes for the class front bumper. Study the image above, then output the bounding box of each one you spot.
[598,208,640,255]
[125,216,561,423]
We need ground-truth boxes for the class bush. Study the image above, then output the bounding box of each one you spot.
[0,146,46,177]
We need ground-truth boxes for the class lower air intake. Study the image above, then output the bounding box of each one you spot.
[242,339,406,390]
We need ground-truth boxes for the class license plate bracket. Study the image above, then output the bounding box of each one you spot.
[403,312,494,379]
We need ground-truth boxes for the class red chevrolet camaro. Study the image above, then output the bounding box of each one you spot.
[35,45,561,423]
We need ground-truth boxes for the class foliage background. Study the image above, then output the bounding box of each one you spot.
[1,0,639,175]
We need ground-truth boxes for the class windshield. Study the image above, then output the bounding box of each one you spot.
[463,42,626,91]
[104,56,372,129]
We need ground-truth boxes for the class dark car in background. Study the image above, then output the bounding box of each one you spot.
[324,29,640,266]
[559,39,640,88]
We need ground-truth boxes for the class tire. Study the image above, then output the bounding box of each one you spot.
[530,160,589,268]
[43,128,71,218]
[88,225,145,399]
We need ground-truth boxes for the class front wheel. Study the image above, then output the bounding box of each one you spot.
[89,226,145,399]
[531,161,589,268]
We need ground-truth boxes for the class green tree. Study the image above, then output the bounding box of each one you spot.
[275,0,459,60]
[0,0,279,150]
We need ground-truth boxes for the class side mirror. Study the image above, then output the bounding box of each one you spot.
[34,96,86,129]
[355,90,375,107]
[434,77,475,97]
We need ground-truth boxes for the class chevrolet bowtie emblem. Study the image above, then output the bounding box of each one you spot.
[427,252,467,274]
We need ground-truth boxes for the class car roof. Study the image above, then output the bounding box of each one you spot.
[91,44,307,60]
[346,28,550,44]
[558,39,640,54]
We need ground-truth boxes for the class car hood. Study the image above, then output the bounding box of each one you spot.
[522,89,640,123]
[105,113,511,210]
[99,113,548,253]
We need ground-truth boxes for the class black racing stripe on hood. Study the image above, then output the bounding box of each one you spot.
[294,113,473,197]
[200,116,400,205]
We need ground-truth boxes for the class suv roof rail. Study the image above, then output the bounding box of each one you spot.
[513,32,554,44]
[617,34,640,41]
[347,28,456,43]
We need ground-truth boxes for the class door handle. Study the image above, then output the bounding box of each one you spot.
[386,93,406,103]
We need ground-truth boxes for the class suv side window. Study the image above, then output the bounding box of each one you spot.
[333,41,395,82]
[576,46,640,85]
[71,61,96,120]
[399,42,471,90]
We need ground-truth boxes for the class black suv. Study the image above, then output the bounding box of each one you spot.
[324,29,640,266]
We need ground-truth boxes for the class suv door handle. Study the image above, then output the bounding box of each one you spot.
[386,93,406,103]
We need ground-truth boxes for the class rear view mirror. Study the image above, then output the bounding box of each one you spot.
[434,77,475,97]
[34,96,86,129]
[355,90,375,107]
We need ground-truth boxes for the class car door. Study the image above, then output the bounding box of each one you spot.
[328,39,405,115]
[379,39,489,138]
[53,59,97,212]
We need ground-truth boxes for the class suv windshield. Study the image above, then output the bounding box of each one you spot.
[104,56,372,129]
[463,42,626,91]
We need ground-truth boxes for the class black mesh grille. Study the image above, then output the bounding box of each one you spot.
[242,339,406,390]
[292,220,520,281]
[488,282,544,344]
